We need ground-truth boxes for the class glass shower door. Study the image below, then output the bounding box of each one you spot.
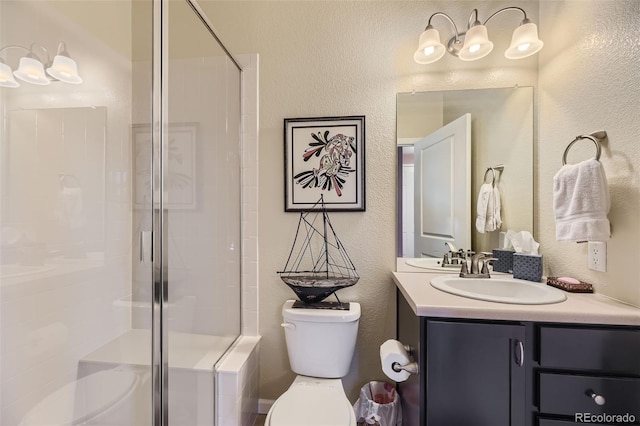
[154,1,242,424]
[1,0,155,425]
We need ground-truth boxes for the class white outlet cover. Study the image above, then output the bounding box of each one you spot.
[588,241,607,272]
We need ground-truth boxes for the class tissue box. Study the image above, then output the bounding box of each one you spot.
[513,253,543,282]
[492,249,514,273]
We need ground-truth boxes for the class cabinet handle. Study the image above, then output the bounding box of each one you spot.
[586,389,606,406]
[514,340,524,367]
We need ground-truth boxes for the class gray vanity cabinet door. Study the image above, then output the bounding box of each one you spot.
[425,320,526,426]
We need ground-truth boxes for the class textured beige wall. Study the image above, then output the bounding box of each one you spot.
[200,0,539,402]
[537,1,640,307]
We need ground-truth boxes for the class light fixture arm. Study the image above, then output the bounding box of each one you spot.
[0,45,30,59]
[482,6,528,26]
[467,9,480,28]
[0,44,52,64]
[426,12,461,43]
[28,43,52,65]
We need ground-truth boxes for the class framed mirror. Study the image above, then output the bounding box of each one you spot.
[397,87,534,259]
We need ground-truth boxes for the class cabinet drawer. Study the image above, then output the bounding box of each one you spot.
[539,373,640,417]
[539,326,640,374]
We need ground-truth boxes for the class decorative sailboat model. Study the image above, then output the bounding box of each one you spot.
[278,196,359,306]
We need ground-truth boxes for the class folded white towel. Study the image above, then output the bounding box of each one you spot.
[553,158,610,242]
[476,183,502,233]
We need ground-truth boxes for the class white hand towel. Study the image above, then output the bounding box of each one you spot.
[476,183,491,233]
[476,183,501,233]
[56,187,86,229]
[491,185,502,231]
[553,158,610,242]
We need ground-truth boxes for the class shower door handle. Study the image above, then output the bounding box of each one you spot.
[140,231,153,262]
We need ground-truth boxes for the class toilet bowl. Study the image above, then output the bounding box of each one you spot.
[266,300,361,426]
[19,368,141,426]
[265,376,356,426]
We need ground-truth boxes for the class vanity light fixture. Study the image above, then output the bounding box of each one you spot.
[0,42,83,88]
[414,7,543,64]
[46,42,83,84]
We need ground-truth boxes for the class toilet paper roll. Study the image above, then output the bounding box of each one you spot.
[380,339,411,382]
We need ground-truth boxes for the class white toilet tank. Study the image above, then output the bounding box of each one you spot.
[281,300,360,378]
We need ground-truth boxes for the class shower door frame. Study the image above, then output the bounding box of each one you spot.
[151,1,244,425]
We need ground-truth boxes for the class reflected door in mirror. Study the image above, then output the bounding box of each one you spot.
[414,114,471,258]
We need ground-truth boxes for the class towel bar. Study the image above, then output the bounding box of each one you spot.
[562,130,607,165]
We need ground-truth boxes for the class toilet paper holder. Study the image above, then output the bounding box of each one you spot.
[391,361,419,375]
[391,344,419,375]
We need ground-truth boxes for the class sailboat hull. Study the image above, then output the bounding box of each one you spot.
[280,276,359,304]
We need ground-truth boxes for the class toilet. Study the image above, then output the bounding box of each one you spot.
[265,299,361,426]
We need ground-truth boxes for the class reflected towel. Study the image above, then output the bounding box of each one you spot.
[56,187,86,229]
[476,183,502,233]
[553,158,610,242]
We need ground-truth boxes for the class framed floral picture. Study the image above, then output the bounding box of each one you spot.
[284,116,365,212]
[132,123,197,209]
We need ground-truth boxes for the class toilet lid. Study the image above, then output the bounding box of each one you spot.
[19,369,138,426]
[269,385,354,426]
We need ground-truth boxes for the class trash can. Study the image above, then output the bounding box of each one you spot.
[353,381,402,426]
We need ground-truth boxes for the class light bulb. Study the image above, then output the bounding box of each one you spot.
[518,43,531,52]
[469,44,481,53]
[424,45,435,56]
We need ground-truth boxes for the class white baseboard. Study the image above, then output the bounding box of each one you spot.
[258,399,275,415]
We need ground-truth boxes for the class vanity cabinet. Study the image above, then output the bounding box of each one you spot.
[425,320,526,426]
[396,293,640,426]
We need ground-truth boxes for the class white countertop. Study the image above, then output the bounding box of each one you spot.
[394,259,640,326]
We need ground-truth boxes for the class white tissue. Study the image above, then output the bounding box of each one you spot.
[503,230,539,255]
[380,339,411,382]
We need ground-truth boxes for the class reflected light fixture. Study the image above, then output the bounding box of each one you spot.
[47,42,83,84]
[0,42,83,88]
[414,7,543,64]
[0,59,20,88]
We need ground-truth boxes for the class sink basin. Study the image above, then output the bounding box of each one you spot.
[430,275,567,305]
[405,258,462,273]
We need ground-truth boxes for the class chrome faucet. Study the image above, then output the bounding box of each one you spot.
[459,252,498,278]
[444,242,458,253]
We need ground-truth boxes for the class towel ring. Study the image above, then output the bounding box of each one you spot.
[483,164,504,186]
[562,135,602,165]
[483,168,496,186]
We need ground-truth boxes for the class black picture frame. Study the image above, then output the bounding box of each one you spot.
[284,116,366,212]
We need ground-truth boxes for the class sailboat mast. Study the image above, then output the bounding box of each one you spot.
[322,195,329,279]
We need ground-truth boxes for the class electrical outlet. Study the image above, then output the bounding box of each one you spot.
[588,241,607,272]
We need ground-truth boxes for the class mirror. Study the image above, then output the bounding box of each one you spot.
[1,107,107,277]
[397,87,534,258]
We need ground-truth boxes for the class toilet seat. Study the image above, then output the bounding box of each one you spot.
[266,378,355,426]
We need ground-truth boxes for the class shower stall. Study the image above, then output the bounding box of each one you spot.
[1,0,251,424]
